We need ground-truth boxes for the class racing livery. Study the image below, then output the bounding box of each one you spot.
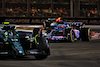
[43,18,91,42]
[0,26,25,57]
[0,22,50,60]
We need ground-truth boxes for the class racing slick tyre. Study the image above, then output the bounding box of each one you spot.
[81,28,91,41]
[33,28,50,53]
[36,37,50,55]
[34,37,50,60]
[66,29,75,42]
[33,28,50,59]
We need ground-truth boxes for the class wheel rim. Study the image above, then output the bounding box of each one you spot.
[70,30,74,42]
[88,28,91,41]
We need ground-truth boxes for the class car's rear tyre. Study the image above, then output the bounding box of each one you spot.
[36,37,50,54]
[81,28,91,41]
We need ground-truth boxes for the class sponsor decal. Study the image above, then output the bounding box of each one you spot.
[53,36,64,40]
[29,52,38,54]
[11,39,18,41]
[5,42,9,44]
[59,30,63,32]
[0,52,8,54]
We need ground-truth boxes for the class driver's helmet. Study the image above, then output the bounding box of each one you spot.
[4,31,8,37]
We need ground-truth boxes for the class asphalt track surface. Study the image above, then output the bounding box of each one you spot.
[0,39,100,67]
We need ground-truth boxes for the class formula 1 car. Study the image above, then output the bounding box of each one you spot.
[0,23,50,60]
[0,26,25,57]
[43,18,91,42]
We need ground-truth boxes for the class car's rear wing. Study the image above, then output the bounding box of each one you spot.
[47,18,56,21]
[16,25,43,34]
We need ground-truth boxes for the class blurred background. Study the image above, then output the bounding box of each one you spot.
[0,0,100,24]
[0,0,99,17]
